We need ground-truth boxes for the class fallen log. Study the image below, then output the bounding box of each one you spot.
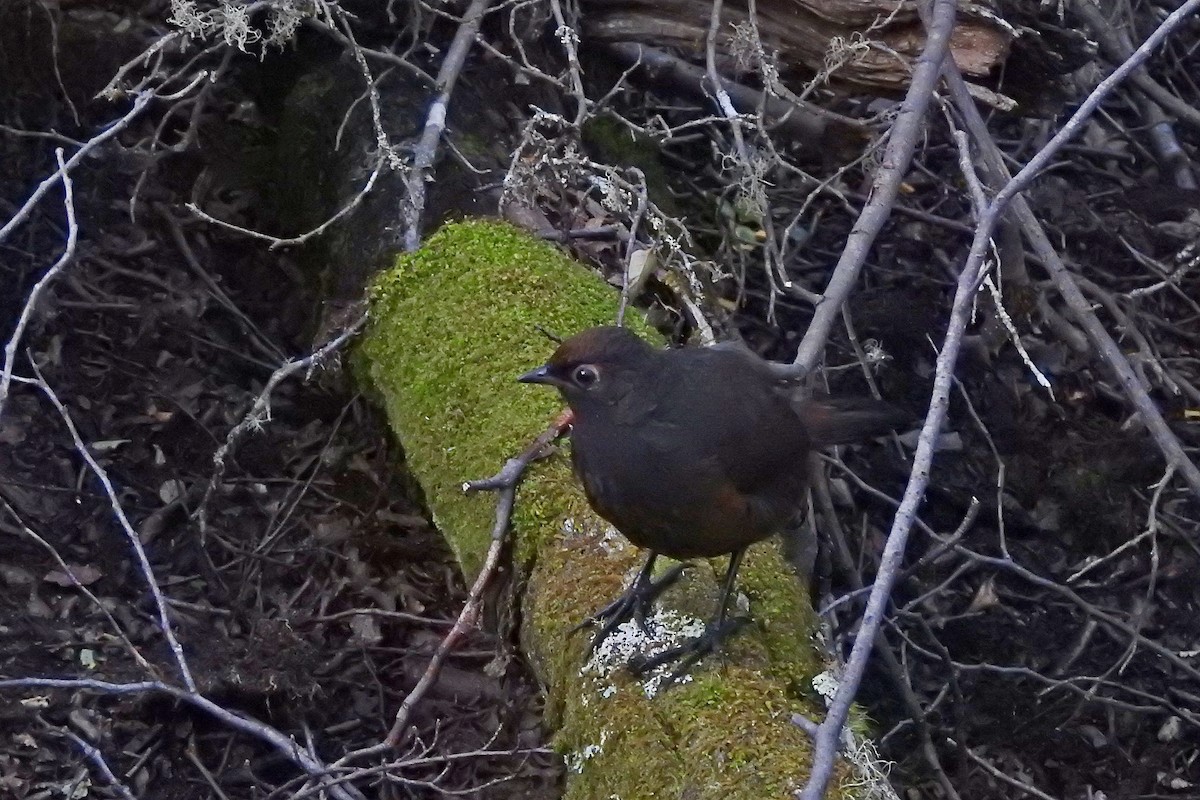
[361,218,885,799]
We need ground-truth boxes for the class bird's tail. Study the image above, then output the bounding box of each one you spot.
[797,396,911,447]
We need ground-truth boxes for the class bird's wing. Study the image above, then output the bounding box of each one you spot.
[644,346,811,497]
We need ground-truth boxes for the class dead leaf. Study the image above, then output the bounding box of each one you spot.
[159,479,187,504]
[44,564,103,587]
[348,613,383,647]
[964,576,1000,613]
[90,439,130,453]
[625,248,656,295]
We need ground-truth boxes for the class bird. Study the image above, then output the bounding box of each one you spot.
[519,325,908,676]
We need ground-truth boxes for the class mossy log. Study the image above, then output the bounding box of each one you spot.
[362,219,864,799]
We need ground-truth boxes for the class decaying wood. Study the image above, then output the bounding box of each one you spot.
[582,0,1014,92]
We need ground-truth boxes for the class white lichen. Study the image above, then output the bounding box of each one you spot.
[581,608,707,698]
[561,516,625,553]
[566,729,609,774]
[809,670,899,800]
[812,670,839,702]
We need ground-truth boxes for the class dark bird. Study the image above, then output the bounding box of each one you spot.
[519,326,908,675]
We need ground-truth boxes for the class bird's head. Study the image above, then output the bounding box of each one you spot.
[518,326,654,412]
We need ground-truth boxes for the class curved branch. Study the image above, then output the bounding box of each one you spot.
[943,0,1200,498]
[797,0,961,796]
[788,0,956,376]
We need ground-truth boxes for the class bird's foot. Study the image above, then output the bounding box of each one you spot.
[627,615,751,684]
[572,563,687,651]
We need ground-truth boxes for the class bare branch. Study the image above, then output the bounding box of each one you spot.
[0,148,78,420]
[789,0,956,376]
[401,0,494,251]
[798,2,960,795]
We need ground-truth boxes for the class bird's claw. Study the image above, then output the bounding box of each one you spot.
[572,563,688,651]
[626,615,751,683]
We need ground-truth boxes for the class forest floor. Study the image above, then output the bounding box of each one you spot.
[3,0,1200,799]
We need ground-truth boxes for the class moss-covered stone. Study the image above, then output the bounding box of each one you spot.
[362,218,867,798]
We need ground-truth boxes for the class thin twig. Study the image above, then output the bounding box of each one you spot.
[798,2,960,794]
[704,0,751,166]
[1,149,78,420]
[1,498,156,676]
[941,0,1200,498]
[195,312,369,535]
[57,727,138,800]
[187,157,386,249]
[0,93,154,246]
[788,0,956,377]
[963,747,1061,800]
[401,0,494,251]
[384,416,568,746]
[616,168,649,325]
[1,677,365,800]
[23,366,197,693]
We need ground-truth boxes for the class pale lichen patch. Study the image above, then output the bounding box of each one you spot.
[562,516,626,554]
[565,729,612,775]
[580,609,708,698]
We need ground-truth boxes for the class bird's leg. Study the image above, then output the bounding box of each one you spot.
[571,552,687,651]
[627,547,750,680]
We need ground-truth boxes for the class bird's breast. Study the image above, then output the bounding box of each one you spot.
[567,418,803,559]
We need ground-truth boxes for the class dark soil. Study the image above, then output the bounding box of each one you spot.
[0,4,560,797]
[4,0,1200,799]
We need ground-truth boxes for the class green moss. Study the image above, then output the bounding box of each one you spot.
[552,655,832,799]
[362,218,648,577]
[524,525,860,799]
[361,218,871,798]
[736,544,826,686]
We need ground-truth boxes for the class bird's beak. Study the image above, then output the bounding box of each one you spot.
[518,364,555,385]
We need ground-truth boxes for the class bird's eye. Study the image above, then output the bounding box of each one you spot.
[573,365,600,388]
